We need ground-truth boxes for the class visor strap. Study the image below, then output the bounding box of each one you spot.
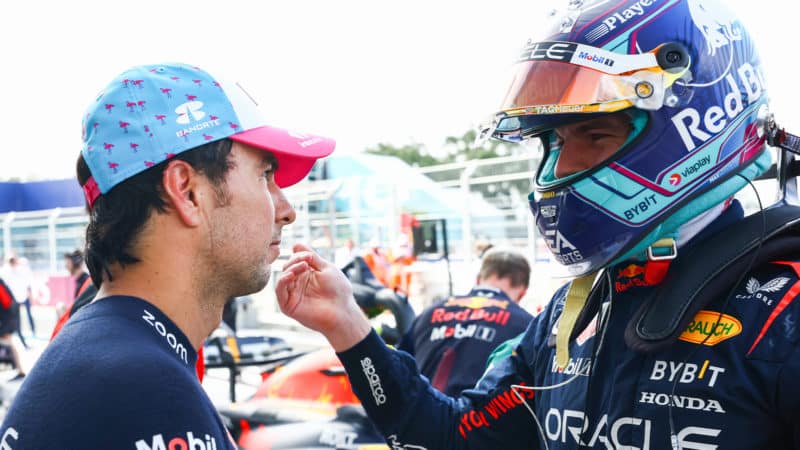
[556,272,598,371]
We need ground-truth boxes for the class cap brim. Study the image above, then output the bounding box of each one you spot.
[230,126,336,187]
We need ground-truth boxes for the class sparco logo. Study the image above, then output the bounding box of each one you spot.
[361,357,387,405]
[142,309,188,364]
[135,432,218,450]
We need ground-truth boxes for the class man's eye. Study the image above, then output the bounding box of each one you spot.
[262,168,275,179]
[590,133,612,141]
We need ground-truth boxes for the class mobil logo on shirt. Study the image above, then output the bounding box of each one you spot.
[135,432,218,450]
[430,307,511,326]
[430,323,496,342]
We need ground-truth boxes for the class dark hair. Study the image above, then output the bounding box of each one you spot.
[77,139,234,286]
[64,249,84,267]
[478,249,531,288]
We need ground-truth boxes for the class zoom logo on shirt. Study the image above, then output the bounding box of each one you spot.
[135,432,218,450]
[361,357,387,405]
[0,427,18,450]
[142,309,188,364]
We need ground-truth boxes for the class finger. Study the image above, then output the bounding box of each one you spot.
[281,261,310,276]
[275,272,293,304]
[292,242,313,253]
[282,253,314,271]
[290,244,330,271]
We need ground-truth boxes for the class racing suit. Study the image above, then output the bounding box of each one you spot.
[337,204,800,449]
[0,296,236,450]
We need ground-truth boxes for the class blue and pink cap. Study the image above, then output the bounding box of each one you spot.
[80,63,335,207]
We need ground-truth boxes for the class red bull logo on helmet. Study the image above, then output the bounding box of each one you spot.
[687,0,742,56]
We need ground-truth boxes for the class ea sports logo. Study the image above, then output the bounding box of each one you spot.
[669,173,682,186]
[175,101,206,124]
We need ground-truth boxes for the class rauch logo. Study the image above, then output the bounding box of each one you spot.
[679,310,742,345]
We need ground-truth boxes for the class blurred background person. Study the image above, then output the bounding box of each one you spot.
[334,238,358,269]
[2,254,34,345]
[363,238,390,287]
[64,250,91,303]
[0,274,25,380]
[388,234,415,295]
[398,248,533,396]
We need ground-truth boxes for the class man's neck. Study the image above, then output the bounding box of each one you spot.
[95,260,224,350]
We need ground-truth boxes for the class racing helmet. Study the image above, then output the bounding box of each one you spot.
[483,0,772,276]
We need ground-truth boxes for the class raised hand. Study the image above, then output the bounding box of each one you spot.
[276,243,371,351]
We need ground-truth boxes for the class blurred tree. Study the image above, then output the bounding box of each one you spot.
[441,129,505,163]
[365,142,439,167]
[365,129,535,206]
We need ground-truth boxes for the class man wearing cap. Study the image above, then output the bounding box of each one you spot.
[0,63,334,449]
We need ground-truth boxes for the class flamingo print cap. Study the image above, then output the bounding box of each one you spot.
[80,62,335,207]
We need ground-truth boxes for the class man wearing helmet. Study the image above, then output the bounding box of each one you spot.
[277,0,800,448]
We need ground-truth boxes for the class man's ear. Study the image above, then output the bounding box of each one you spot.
[515,286,528,303]
[162,159,203,227]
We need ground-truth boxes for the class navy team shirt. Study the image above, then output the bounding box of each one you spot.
[398,287,533,396]
[0,296,235,450]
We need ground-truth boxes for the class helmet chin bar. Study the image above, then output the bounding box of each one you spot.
[757,107,800,205]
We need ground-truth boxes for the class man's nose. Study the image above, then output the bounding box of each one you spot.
[553,140,584,178]
[273,187,296,225]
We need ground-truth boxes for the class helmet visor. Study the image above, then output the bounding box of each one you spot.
[480,42,689,143]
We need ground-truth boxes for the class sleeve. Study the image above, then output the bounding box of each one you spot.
[396,320,416,355]
[337,329,542,450]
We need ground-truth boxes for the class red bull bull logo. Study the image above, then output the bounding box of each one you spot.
[615,263,659,293]
[687,0,742,56]
[444,296,509,309]
[617,264,646,279]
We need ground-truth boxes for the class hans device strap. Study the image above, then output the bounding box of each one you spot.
[624,204,800,353]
